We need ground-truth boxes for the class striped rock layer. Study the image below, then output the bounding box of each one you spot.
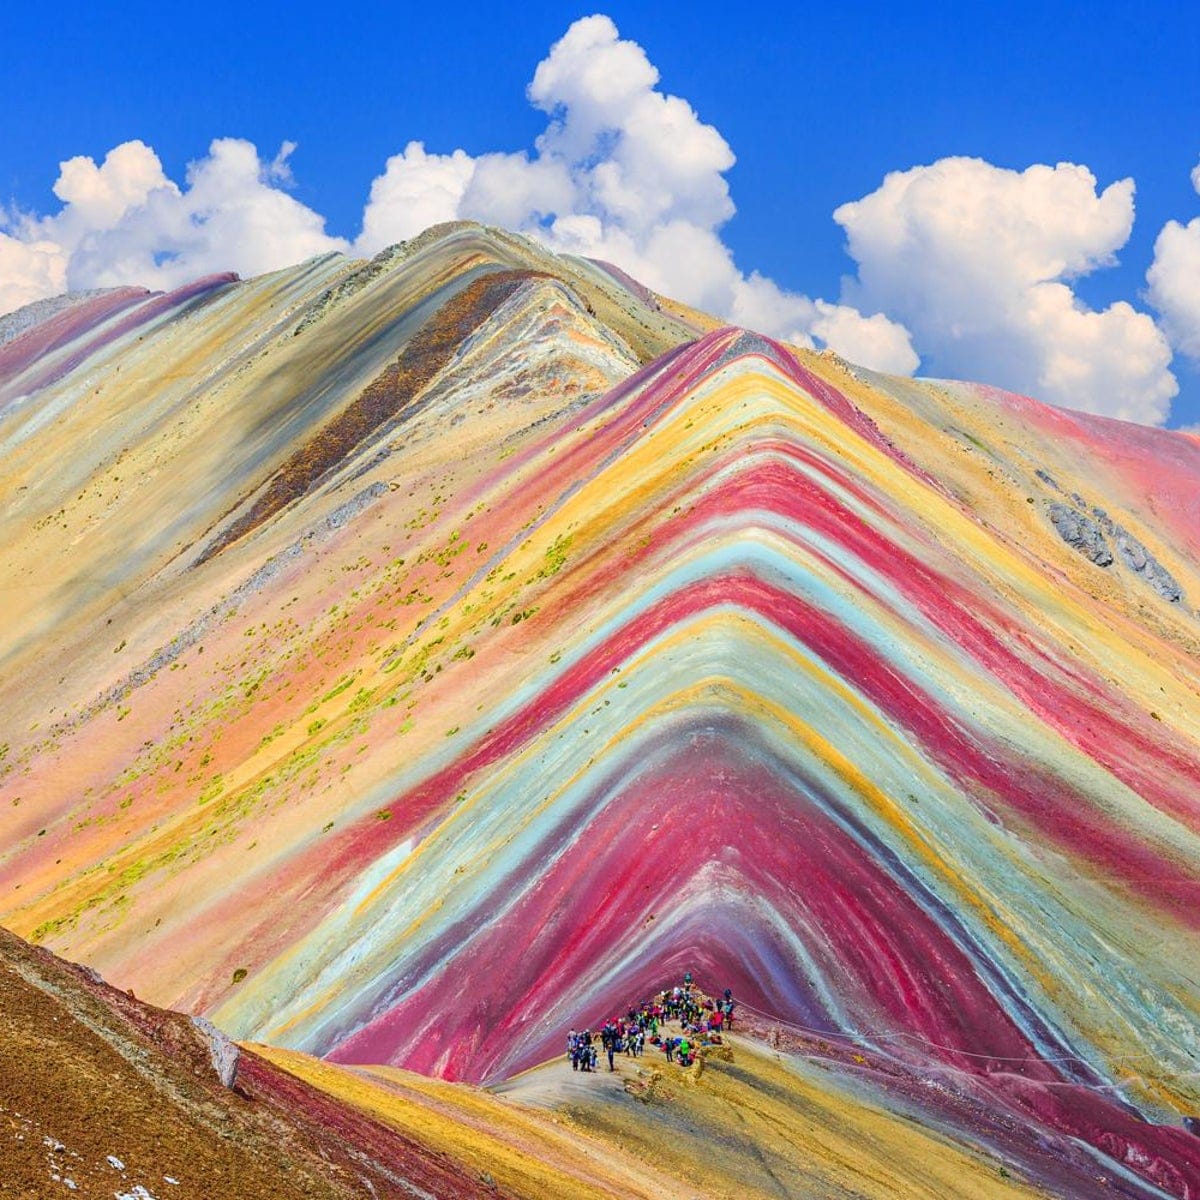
[1,223,1199,1197]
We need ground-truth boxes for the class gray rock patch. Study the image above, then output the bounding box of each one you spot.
[190,1016,239,1089]
[1048,503,1113,567]
[1048,499,1183,602]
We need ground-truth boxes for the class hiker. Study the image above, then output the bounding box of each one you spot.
[602,1023,618,1071]
[678,1036,692,1067]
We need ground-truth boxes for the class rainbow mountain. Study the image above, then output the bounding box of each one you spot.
[2,222,1199,1198]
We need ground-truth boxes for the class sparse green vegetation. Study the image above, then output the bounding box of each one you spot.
[198,776,225,806]
[535,532,573,580]
[319,673,359,704]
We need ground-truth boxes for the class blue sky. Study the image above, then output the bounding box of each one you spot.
[3,1,1199,426]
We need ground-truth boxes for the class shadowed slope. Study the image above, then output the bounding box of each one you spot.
[196,269,549,562]
[0,927,505,1199]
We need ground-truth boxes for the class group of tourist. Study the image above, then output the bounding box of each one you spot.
[566,973,737,1073]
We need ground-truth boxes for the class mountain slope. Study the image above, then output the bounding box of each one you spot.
[0,926,502,1199]
[1,223,1198,1197]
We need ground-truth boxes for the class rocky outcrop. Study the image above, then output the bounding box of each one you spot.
[189,1016,240,1089]
[1047,497,1184,602]
[1048,502,1113,566]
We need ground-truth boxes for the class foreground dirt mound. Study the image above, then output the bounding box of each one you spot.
[0,925,503,1199]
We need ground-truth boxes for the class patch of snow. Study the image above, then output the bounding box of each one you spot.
[107,1155,126,1170]
[115,1188,159,1200]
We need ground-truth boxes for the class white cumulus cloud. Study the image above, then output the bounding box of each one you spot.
[0,138,347,305]
[357,141,476,249]
[833,157,1176,423]
[1146,157,1200,361]
[53,139,175,229]
[809,301,921,375]
[0,234,67,316]
[354,14,918,374]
